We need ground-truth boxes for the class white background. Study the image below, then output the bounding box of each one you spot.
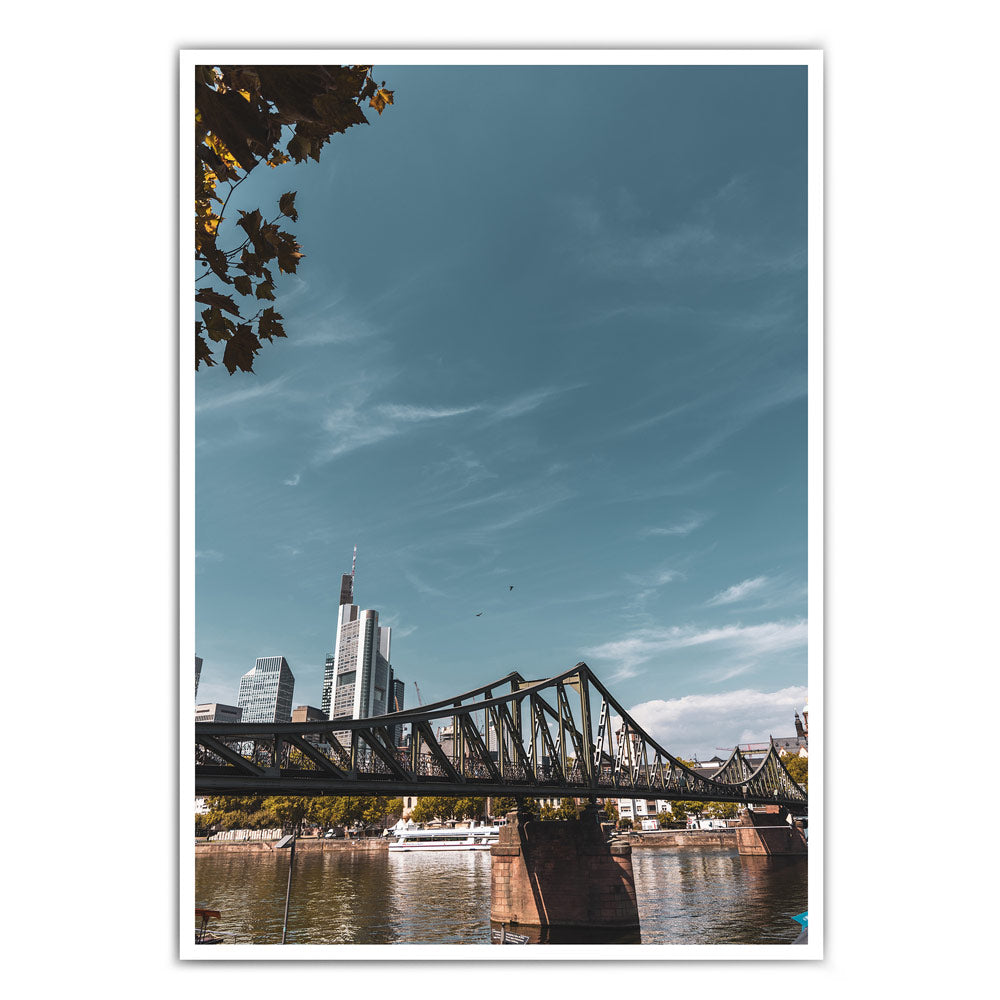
[4,1,995,992]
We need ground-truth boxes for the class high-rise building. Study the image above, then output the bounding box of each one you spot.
[238,656,295,723]
[323,555,403,744]
[195,702,243,724]
[195,656,203,700]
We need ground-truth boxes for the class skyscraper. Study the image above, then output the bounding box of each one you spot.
[238,656,295,723]
[323,554,403,743]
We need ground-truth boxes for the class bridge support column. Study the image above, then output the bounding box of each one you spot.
[736,806,807,856]
[490,806,640,943]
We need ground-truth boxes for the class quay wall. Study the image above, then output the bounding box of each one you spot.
[195,830,738,853]
[195,836,387,854]
[623,829,737,848]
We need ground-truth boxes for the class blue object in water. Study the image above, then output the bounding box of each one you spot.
[792,911,808,928]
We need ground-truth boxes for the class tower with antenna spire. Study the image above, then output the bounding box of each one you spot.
[321,547,404,741]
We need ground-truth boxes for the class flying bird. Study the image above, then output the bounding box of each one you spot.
[509,585,514,591]
[475,611,484,617]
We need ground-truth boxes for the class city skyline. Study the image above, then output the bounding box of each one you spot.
[195,61,815,760]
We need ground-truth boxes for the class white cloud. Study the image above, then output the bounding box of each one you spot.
[283,473,301,487]
[583,619,807,680]
[626,685,808,760]
[195,549,223,561]
[707,576,770,606]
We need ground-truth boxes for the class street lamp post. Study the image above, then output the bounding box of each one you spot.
[275,833,296,944]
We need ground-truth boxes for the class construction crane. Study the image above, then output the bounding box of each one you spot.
[413,681,425,706]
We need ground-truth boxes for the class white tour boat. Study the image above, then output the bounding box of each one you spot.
[388,823,501,853]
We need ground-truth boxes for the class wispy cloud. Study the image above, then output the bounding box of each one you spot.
[314,399,478,464]
[677,370,806,467]
[583,619,807,680]
[195,549,223,561]
[626,685,809,760]
[640,512,710,538]
[471,490,574,535]
[489,384,587,421]
[283,473,301,487]
[621,565,685,619]
[707,576,770,606]
[313,385,581,465]
[196,375,292,414]
[403,570,451,599]
[566,176,806,283]
[379,404,480,422]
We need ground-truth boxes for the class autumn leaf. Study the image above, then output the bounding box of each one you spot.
[273,231,304,273]
[195,288,242,317]
[370,88,394,115]
[195,329,217,369]
[201,306,236,343]
[223,324,261,374]
[238,249,264,277]
[286,133,312,163]
[195,64,392,371]
[237,208,263,239]
[278,192,298,222]
[257,307,285,341]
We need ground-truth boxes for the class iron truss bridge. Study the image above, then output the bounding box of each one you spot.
[195,662,807,810]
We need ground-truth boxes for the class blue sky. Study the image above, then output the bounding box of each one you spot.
[195,63,810,760]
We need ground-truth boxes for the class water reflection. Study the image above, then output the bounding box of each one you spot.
[195,845,806,946]
[490,922,641,945]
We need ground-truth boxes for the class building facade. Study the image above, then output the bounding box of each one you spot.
[237,656,295,723]
[291,705,327,723]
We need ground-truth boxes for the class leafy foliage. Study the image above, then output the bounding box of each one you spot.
[200,794,401,834]
[703,800,740,819]
[408,796,488,824]
[782,753,808,790]
[194,64,393,373]
[539,798,582,821]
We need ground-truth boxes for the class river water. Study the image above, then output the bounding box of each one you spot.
[195,844,806,946]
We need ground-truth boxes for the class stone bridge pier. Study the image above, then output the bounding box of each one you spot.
[490,805,641,943]
[736,805,808,856]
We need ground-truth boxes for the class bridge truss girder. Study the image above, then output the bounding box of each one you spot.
[195,662,807,810]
